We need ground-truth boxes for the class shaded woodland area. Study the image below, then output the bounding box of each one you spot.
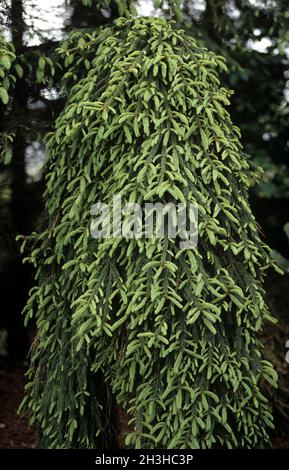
[1,0,289,448]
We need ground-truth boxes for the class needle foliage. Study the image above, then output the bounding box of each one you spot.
[20,16,278,448]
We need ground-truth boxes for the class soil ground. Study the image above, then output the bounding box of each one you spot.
[0,358,35,448]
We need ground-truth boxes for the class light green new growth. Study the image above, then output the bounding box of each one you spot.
[20,17,278,448]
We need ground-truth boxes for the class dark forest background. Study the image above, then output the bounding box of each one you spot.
[0,0,289,446]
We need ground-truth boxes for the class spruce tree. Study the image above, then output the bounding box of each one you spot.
[20,9,279,448]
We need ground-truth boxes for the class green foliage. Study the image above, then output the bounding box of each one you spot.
[79,0,183,19]
[168,1,289,203]
[0,35,24,164]
[261,322,289,435]
[20,16,278,448]
[0,132,13,165]
[0,38,15,272]
[154,1,183,20]
[0,37,16,104]
[0,36,17,164]
[80,0,137,16]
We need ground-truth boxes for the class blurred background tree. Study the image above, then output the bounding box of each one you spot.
[0,0,288,439]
